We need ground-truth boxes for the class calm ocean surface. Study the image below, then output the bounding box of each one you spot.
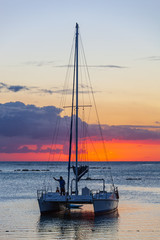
[0,161,160,240]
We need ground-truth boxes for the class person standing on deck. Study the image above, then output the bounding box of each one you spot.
[53,176,65,195]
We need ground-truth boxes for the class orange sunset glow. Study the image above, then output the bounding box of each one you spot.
[1,139,160,162]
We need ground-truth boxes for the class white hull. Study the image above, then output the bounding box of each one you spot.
[37,192,67,213]
[93,199,118,214]
[37,190,118,215]
[38,198,67,213]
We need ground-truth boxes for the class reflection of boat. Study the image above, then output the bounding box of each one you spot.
[126,178,141,180]
[69,204,83,209]
[38,210,119,239]
[37,23,119,215]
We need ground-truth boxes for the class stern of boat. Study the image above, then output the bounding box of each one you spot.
[93,191,118,214]
[37,190,66,214]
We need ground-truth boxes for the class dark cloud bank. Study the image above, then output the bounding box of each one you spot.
[0,82,55,95]
[0,82,96,95]
[0,82,29,92]
[0,102,160,154]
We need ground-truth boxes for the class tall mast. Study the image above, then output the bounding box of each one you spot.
[75,23,79,195]
[67,45,76,195]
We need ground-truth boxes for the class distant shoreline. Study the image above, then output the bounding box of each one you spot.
[0,161,160,164]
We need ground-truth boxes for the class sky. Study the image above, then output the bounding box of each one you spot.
[0,0,160,161]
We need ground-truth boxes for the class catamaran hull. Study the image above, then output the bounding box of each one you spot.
[38,198,118,215]
[38,198,67,214]
[93,199,118,215]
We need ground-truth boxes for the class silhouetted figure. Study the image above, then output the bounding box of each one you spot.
[56,187,60,193]
[53,176,65,195]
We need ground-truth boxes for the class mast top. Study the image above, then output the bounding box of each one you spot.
[76,23,79,30]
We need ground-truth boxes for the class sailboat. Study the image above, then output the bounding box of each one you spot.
[37,23,119,215]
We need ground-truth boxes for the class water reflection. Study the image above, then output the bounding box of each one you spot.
[37,208,119,240]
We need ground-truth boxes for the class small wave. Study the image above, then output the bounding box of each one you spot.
[126,178,142,180]
[14,169,50,172]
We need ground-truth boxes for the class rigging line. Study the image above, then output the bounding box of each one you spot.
[43,112,63,187]
[79,35,92,106]
[79,43,85,162]
[52,49,77,166]
[79,35,115,187]
[61,33,79,142]
[87,128,101,162]
[79,35,97,162]
[79,36,93,164]
[79,41,85,108]
[67,41,76,194]
[43,33,76,186]
[43,120,61,186]
[57,29,76,112]
[82,109,86,162]
[61,35,76,109]
[79,57,92,162]
[82,114,89,163]
[53,35,75,139]
[51,65,73,162]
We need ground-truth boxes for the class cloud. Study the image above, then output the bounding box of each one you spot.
[0,102,160,154]
[55,64,126,69]
[0,82,60,95]
[139,56,160,62]
[0,82,96,95]
[8,85,29,92]
[0,102,65,153]
[0,102,62,138]
[89,65,126,69]
[155,121,160,125]
[147,56,160,61]
[23,61,126,69]
[86,124,160,142]
[0,82,29,92]
[40,89,54,94]
[102,125,160,141]
[24,60,55,67]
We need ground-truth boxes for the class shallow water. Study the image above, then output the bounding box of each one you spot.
[0,161,160,240]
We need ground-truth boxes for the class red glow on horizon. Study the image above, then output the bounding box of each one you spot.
[0,139,160,162]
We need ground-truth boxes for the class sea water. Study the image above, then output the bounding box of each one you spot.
[0,161,160,240]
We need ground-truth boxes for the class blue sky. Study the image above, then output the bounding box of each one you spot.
[1,0,160,125]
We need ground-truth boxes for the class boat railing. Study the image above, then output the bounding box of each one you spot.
[71,177,105,195]
[37,189,47,199]
[46,185,52,192]
[37,184,54,199]
[90,189,107,195]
